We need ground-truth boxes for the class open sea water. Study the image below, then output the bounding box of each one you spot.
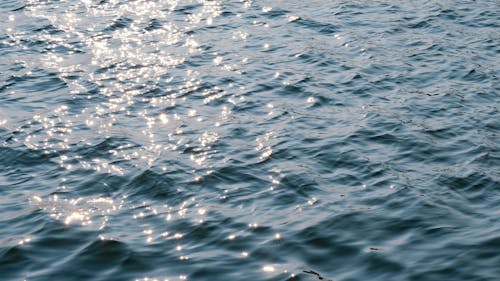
[1,0,499,280]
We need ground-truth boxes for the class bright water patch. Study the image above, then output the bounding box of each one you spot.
[1,1,499,280]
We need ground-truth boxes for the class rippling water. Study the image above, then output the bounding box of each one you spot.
[1,0,499,280]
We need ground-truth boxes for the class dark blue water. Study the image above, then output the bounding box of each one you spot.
[1,0,499,280]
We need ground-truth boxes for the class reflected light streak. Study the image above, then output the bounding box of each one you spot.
[262,265,275,272]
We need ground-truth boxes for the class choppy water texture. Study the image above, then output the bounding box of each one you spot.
[1,0,499,280]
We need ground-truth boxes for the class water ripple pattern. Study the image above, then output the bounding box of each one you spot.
[1,0,499,280]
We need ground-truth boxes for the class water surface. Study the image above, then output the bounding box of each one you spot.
[1,0,499,280]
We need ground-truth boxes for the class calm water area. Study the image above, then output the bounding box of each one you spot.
[1,0,499,280]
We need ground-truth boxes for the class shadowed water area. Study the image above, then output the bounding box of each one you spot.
[1,0,499,280]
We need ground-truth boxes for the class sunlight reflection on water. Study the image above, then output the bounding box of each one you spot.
[1,0,498,280]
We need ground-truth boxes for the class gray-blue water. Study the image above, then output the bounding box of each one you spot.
[1,1,499,280]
